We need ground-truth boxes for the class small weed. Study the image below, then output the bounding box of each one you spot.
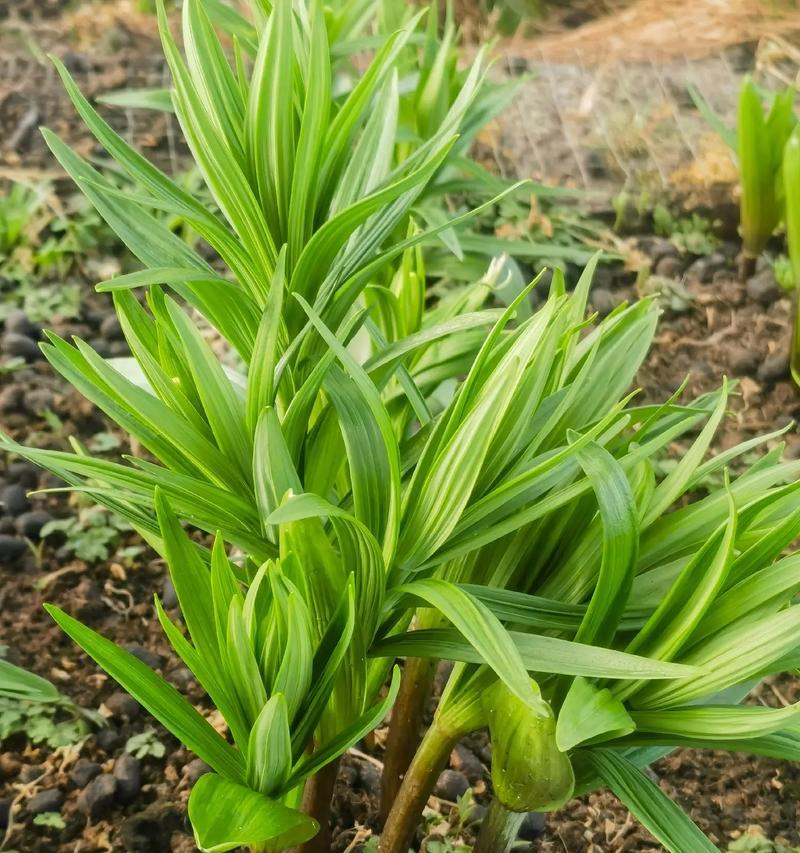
[653,205,720,255]
[41,504,132,563]
[32,812,66,830]
[125,729,166,759]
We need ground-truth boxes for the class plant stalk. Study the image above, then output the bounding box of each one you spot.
[380,654,438,823]
[472,798,525,853]
[379,717,458,853]
[294,758,341,853]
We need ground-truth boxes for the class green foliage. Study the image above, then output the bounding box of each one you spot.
[32,812,66,830]
[652,205,719,256]
[4,2,800,852]
[125,728,167,759]
[41,504,132,563]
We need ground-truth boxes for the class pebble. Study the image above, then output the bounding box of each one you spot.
[7,462,39,489]
[26,788,64,816]
[113,753,142,805]
[0,798,9,830]
[0,534,27,563]
[95,728,124,753]
[70,759,101,789]
[2,333,40,362]
[25,388,55,415]
[639,236,679,263]
[105,691,141,721]
[465,802,487,825]
[0,754,21,778]
[654,255,684,278]
[15,509,53,540]
[746,268,781,305]
[117,801,182,853]
[100,314,125,342]
[589,288,616,317]
[757,353,790,383]
[727,346,760,377]
[433,769,470,801]
[518,811,546,841]
[124,644,162,670]
[161,577,177,609]
[1,483,30,516]
[78,774,117,821]
[4,310,38,338]
[449,744,484,782]
[182,759,211,785]
[19,764,44,783]
[685,252,727,283]
[0,386,22,414]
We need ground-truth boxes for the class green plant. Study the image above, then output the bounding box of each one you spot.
[0,658,102,747]
[5,2,800,853]
[652,205,719,256]
[783,125,800,386]
[125,728,167,759]
[32,813,66,830]
[41,504,132,563]
[691,78,796,276]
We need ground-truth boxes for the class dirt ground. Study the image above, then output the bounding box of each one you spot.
[1,2,800,852]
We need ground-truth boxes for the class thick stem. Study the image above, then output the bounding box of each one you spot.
[380,655,438,823]
[738,252,756,281]
[379,718,458,853]
[294,758,341,853]
[472,798,525,853]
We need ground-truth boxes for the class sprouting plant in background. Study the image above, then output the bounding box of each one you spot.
[782,125,800,386]
[691,77,796,277]
[4,2,800,853]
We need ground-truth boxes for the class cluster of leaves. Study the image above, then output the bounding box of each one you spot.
[3,3,800,853]
[0,658,100,748]
[0,182,115,323]
[41,503,133,563]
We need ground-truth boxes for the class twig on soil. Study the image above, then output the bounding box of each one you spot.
[348,746,384,770]
[5,103,39,152]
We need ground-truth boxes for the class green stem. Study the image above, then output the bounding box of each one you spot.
[472,798,525,853]
[380,654,438,823]
[379,716,459,853]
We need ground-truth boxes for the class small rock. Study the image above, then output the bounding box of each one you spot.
[746,268,781,305]
[78,774,117,821]
[4,310,38,337]
[15,509,53,540]
[0,535,26,563]
[518,811,546,841]
[449,744,484,782]
[685,252,727,283]
[100,314,124,342]
[113,754,141,805]
[654,255,683,278]
[7,462,39,489]
[26,788,64,816]
[0,754,21,778]
[1,483,30,516]
[0,386,23,414]
[0,798,9,830]
[95,728,123,753]
[70,759,101,789]
[589,287,616,317]
[161,577,177,609]
[105,691,140,721]
[639,236,678,263]
[433,769,470,801]
[25,388,55,415]
[727,346,760,376]
[2,333,40,362]
[19,765,44,783]
[124,644,162,670]
[183,759,211,785]
[117,801,182,853]
[758,353,790,383]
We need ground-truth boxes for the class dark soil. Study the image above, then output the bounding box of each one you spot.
[1,3,799,853]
